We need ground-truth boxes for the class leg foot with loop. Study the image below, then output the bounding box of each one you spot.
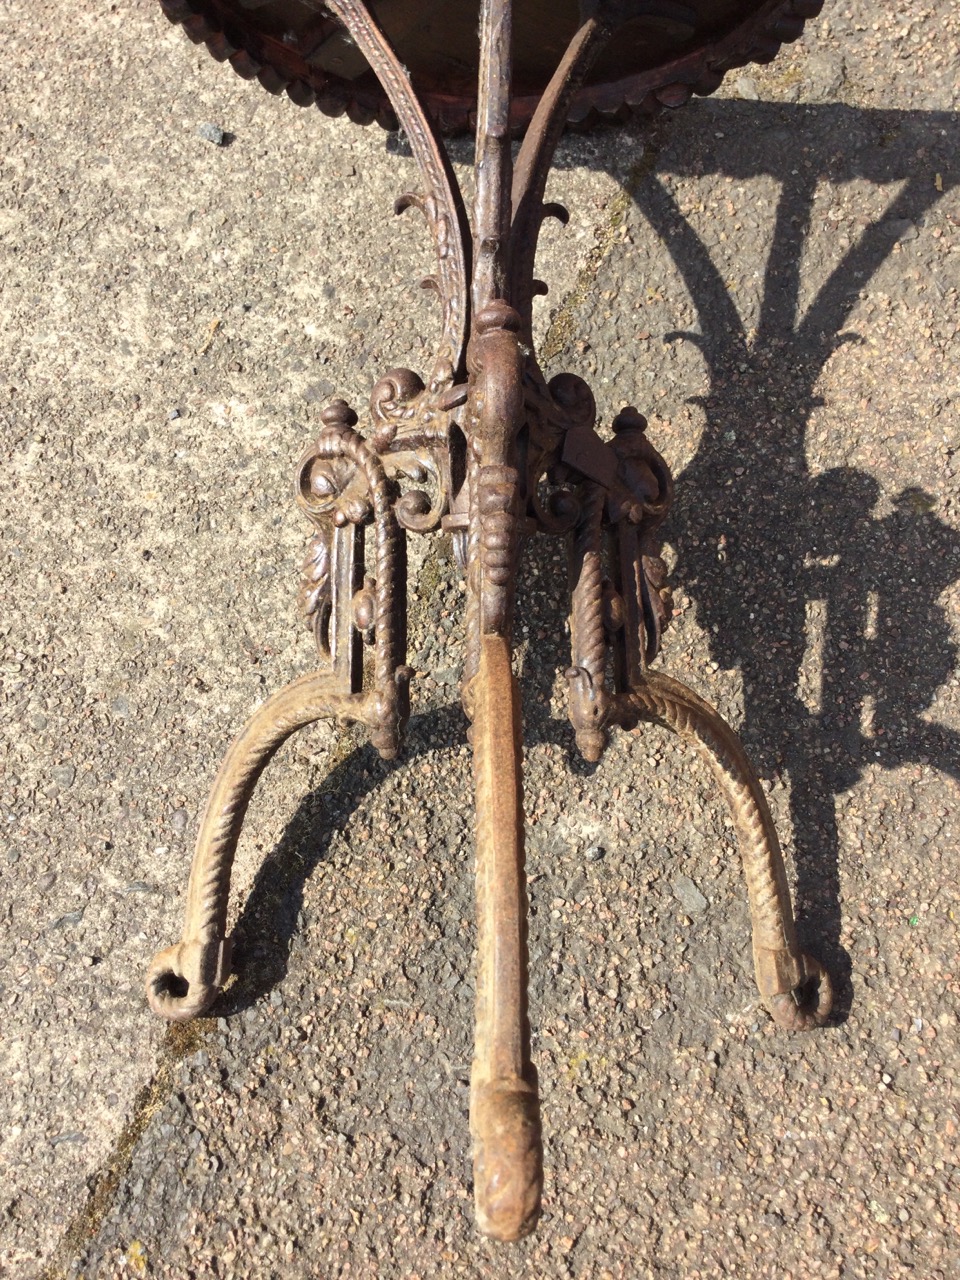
[145,674,377,1022]
[612,673,832,1031]
[148,407,411,1023]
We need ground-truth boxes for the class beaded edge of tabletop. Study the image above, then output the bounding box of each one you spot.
[158,0,824,134]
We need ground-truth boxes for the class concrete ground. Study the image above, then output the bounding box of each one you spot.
[1,1,958,1276]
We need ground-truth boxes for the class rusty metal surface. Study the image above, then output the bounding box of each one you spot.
[158,0,824,133]
[469,634,541,1241]
[147,0,832,1242]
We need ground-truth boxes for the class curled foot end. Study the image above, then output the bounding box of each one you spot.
[145,938,232,1022]
[762,952,833,1031]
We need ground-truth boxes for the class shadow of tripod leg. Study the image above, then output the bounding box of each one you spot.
[620,672,832,1031]
[145,673,370,1023]
[469,635,543,1242]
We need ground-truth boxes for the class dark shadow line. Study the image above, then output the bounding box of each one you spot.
[615,97,959,1020]
[756,170,816,343]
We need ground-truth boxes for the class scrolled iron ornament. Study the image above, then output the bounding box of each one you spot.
[369,367,425,451]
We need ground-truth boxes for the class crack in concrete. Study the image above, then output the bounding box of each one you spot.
[40,1021,209,1280]
[41,539,456,1277]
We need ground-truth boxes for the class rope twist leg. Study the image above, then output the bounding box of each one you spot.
[146,676,372,1021]
[614,673,832,1031]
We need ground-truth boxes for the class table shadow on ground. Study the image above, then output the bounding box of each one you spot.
[620,99,959,1015]
[216,99,958,1027]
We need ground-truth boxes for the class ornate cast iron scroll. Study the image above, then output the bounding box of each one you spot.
[148,0,832,1244]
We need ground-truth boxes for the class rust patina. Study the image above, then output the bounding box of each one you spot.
[147,0,831,1242]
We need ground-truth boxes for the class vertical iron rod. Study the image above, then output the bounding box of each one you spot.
[473,0,514,312]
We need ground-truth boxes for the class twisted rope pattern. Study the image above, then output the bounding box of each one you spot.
[146,676,372,1020]
[570,483,606,682]
[340,431,405,693]
[614,672,831,1030]
[148,430,409,1020]
[188,682,370,948]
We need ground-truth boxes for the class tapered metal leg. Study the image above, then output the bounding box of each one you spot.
[469,635,542,1241]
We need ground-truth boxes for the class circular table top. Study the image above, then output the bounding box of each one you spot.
[159,0,822,131]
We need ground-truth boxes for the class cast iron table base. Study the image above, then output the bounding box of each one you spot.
[147,0,831,1242]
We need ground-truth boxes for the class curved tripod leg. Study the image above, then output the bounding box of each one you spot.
[612,674,832,1031]
[469,634,542,1242]
[148,403,411,1022]
[146,675,372,1021]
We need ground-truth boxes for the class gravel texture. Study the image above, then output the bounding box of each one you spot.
[1,2,958,1277]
